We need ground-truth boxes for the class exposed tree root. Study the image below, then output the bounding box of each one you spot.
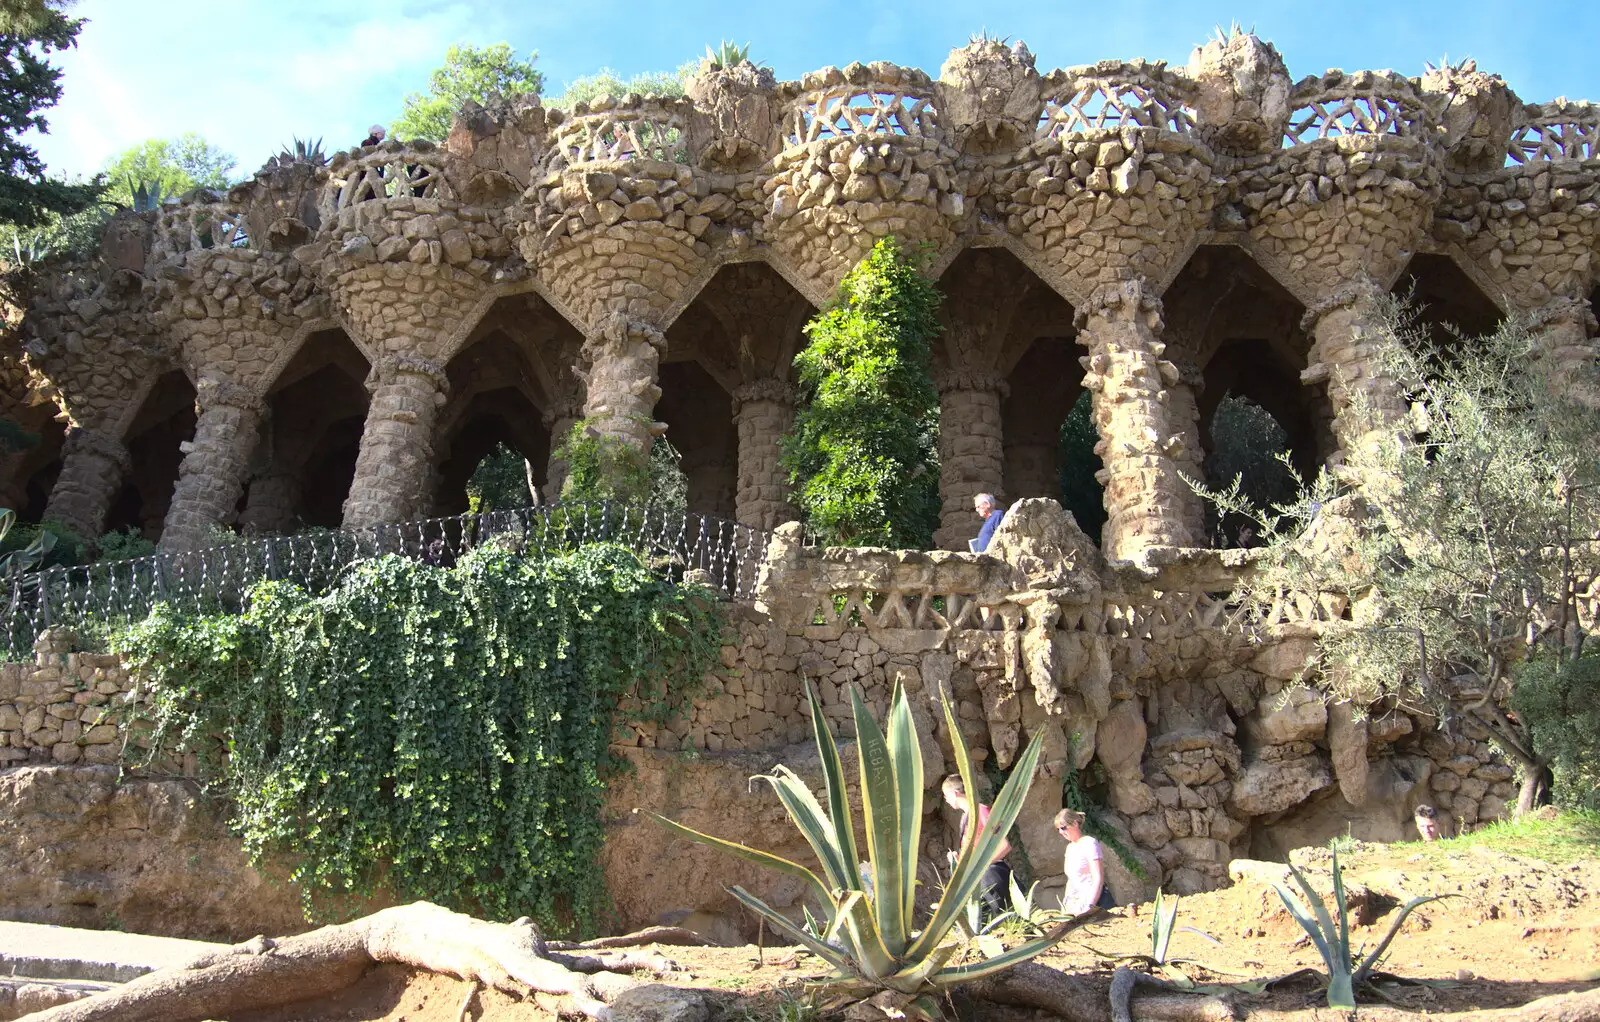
[24,902,679,1022]
[547,926,715,950]
[970,962,1237,1022]
[1475,987,1600,1022]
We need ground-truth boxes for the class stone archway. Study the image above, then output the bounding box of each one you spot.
[241,329,370,535]
[1393,252,1505,353]
[103,371,198,541]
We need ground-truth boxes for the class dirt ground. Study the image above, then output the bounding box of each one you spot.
[145,834,1600,1021]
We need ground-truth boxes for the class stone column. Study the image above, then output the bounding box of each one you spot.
[934,370,1008,551]
[1075,280,1194,562]
[238,471,301,535]
[575,311,664,498]
[160,379,264,551]
[540,397,584,503]
[1167,361,1208,545]
[42,428,131,539]
[732,379,797,531]
[342,357,449,528]
[1529,295,1600,408]
[1299,283,1410,472]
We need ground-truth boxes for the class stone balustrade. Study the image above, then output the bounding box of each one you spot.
[325,142,457,213]
[1036,60,1200,139]
[778,63,940,148]
[545,96,694,170]
[150,195,251,260]
[1508,100,1600,164]
[1282,70,1434,146]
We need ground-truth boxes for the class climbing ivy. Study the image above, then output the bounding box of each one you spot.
[116,543,722,934]
[781,237,942,548]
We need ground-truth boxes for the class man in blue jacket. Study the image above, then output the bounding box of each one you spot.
[971,492,1006,552]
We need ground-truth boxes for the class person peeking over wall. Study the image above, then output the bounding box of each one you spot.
[970,492,1006,553]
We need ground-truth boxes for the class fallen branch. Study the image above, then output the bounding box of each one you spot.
[547,925,716,950]
[1474,987,1600,1022]
[24,902,675,1022]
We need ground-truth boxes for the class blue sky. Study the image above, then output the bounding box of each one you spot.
[29,0,1600,181]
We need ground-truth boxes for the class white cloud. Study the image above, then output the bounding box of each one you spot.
[29,0,488,181]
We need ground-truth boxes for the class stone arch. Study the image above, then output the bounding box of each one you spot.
[432,292,586,505]
[1165,246,1327,545]
[104,371,199,539]
[662,261,815,527]
[240,329,371,533]
[1392,252,1505,352]
[435,325,555,513]
[10,418,65,523]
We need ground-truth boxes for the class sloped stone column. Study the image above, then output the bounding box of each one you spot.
[342,357,449,528]
[160,380,264,551]
[934,370,1007,551]
[1530,295,1600,408]
[540,398,584,503]
[1299,282,1410,470]
[732,379,797,531]
[1076,280,1194,561]
[43,428,131,539]
[576,311,664,497]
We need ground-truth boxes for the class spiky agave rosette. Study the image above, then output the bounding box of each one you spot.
[645,680,1080,1017]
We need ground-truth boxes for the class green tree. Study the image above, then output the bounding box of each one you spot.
[1195,297,1600,813]
[545,62,695,110]
[465,442,532,513]
[781,237,941,548]
[1204,394,1299,545]
[98,134,235,207]
[0,0,98,230]
[393,43,542,142]
[1058,392,1105,542]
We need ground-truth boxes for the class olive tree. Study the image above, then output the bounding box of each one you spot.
[1195,296,1600,813]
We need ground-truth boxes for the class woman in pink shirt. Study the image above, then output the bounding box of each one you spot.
[1056,808,1109,915]
[942,775,1012,922]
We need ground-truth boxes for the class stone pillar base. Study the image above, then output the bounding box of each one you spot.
[161,380,263,551]
[733,380,797,531]
[42,429,130,540]
[935,371,1007,551]
[342,357,449,529]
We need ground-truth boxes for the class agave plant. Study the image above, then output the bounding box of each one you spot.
[647,681,1078,1018]
[1271,850,1450,1009]
[703,40,755,70]
[127,178,164,213]
[0,509,55,578]
[275,136,327,167]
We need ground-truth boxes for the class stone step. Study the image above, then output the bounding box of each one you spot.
[0,919,224,983]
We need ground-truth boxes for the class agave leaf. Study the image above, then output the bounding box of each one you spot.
[930,919,1080,987]
[835,876,899,980]
[1271,882,1335,968]
[886,941,961,991]
[885,683,923,934]
[727,885,855,975]
[1332,850,1350,958]
[906,701,1045,961]
[807,680,860,891]
[642,810,833,912]
[1289,860,1344,968]
[851,685,908,954]
[758,765,853,892]
[1352,894,1453,987]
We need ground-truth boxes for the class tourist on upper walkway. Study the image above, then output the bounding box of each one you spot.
[362,124,387,147]
[1057,808,1112,915]
[942,774,1012,923]
[970,492,1006,553]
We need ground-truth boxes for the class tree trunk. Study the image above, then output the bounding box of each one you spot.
[1517,762,1554,816]
[25,902,677,1022]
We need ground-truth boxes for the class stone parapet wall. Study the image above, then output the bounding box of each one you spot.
[0,629,133,768]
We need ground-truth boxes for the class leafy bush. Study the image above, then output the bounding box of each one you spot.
[466,442,533,513]
[781,238,941,548]
[553,420,686,511]
[93,526,156,563]
[117,543,723,934]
